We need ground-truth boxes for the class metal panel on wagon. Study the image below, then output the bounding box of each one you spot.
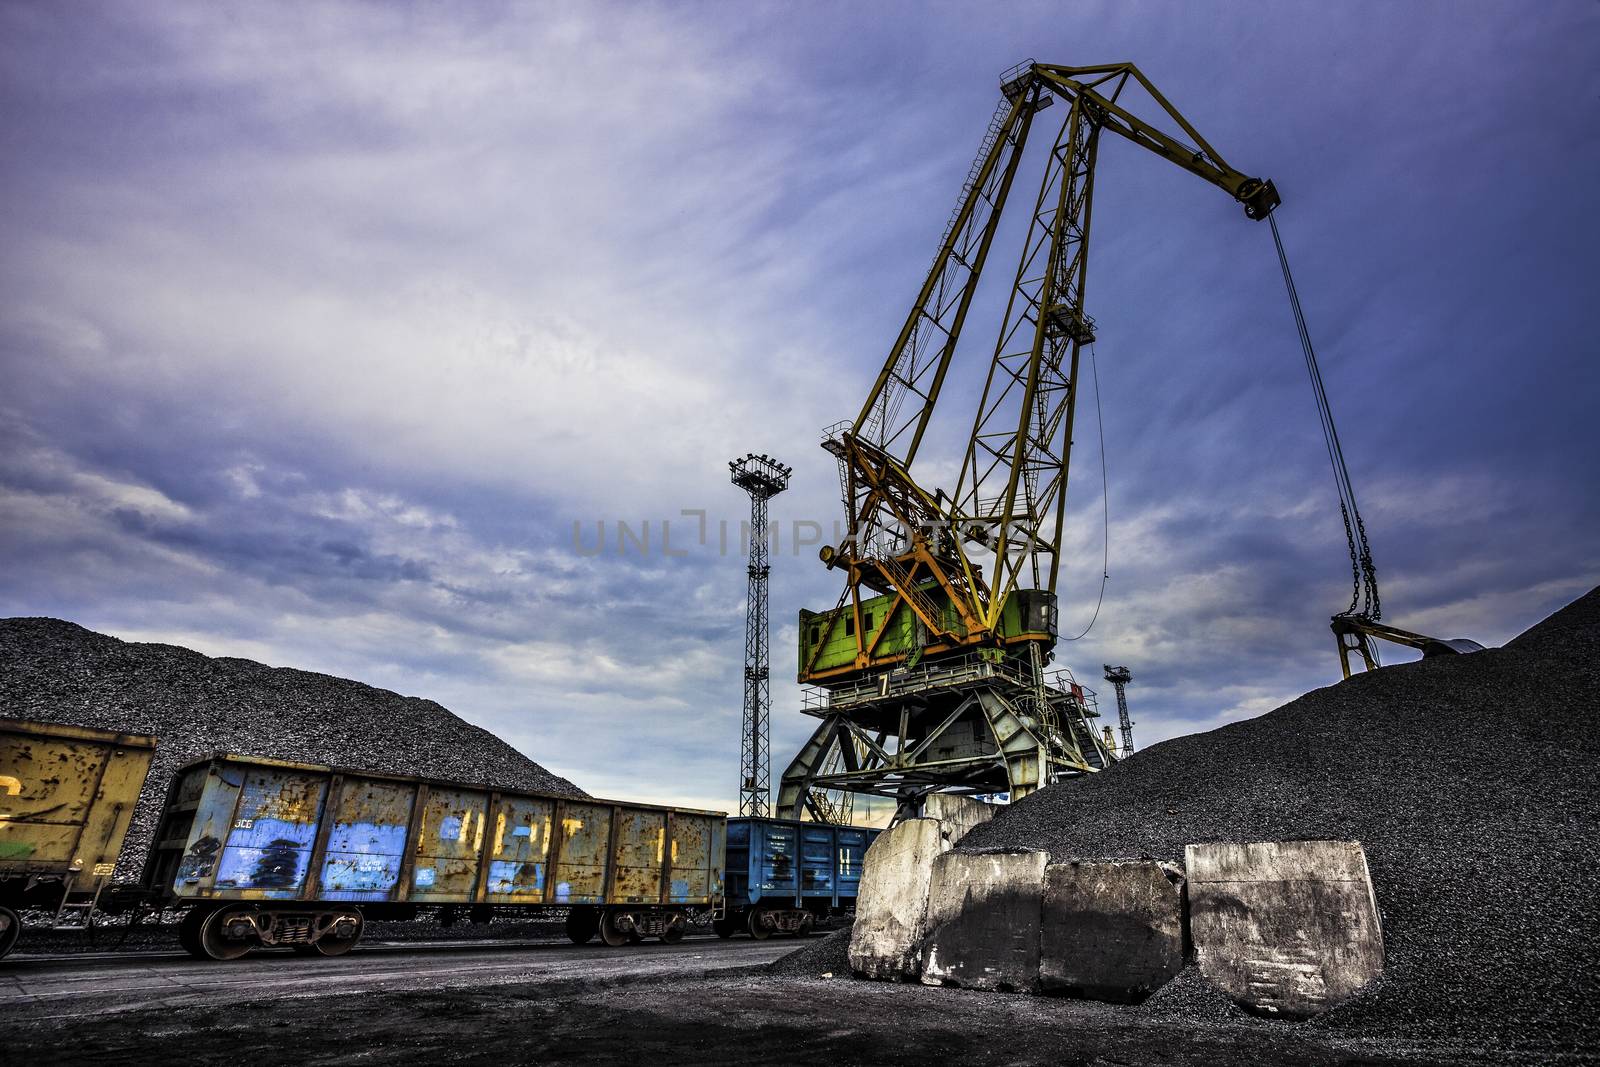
[318,777,416,901]
[210,767,328,898]
[0,721,155,877]
[757,822,798,901]
[608,808,665,904]
[0,734,107,866]
[410,787,489,901]
[485,795,554,900]
[550,801,611,904]
[669,814,716,903]
[799,825,836,902]
[170,765,235,894]
[836,827,872,902]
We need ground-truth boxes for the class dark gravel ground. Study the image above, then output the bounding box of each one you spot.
[7,964,1482,1066]
[958,585,1600,1057]
[0,617,586,879]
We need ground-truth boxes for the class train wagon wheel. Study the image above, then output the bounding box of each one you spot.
[565,906,599,945]
[0,905,20,960]
[197,907,257,961]
[796,913,816,938]
[746,909,772,941]
[711,917,736,939]
[177,906,212,959]
[661,915,686,944]
[313,912,363,957]
[598,910,633,948]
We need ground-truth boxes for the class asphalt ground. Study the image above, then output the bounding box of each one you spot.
[2,933,790,1021]
[3,939,1522,1067]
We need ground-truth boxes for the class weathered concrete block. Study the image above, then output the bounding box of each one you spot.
[920,849,1048,992]
[1186,840,1384,1019]
[922,794,997,847]
[1039,859,1185,1003]
[848,818,948,979]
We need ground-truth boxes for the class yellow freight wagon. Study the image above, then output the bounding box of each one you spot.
[144,753,727,960]
[0,718,157,959]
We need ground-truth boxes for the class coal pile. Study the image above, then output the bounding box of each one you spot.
[960,586,1600,1053]
[0,618,586,878]
[767,923,854,978]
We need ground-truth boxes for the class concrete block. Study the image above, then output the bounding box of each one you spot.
[922,794,997,847]
[1186,840,1384,1019]
[920,849,1048,992]
[848,818,948,979]
[1039,859,1185,1003]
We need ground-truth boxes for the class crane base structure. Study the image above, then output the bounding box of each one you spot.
[776,650,1113,822]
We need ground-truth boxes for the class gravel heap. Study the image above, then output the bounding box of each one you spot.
[958,586,1600,1052]
[1,617,586,878]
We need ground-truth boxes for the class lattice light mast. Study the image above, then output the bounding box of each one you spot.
[1103,665,1135,756]
[731,454,792,817]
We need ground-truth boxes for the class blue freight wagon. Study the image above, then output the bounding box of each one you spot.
[717,817,879,938]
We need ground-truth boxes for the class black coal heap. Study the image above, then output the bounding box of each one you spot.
[0,618,587,879]
[959,586,1600,1048]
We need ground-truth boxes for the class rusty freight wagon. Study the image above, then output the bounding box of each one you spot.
[0,718,157,959]
[144,753,726,960]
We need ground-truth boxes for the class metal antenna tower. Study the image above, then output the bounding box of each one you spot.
[731,453,792,817]
[1103,665,1135,755]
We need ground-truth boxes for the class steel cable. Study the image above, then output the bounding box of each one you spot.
[1269,213,1381,621]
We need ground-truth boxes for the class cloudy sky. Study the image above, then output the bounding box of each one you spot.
[3,2,1596,817]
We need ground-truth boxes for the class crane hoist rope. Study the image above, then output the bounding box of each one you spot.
[1267,214,1380,623]
[1264,211,1483,676]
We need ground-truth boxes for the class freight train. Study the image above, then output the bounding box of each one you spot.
[0,719,877,960]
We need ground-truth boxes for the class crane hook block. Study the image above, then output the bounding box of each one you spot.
[1242,178,1281,220]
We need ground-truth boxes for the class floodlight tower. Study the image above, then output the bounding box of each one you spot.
[1103,665,1135,755]
[731,453,792,817]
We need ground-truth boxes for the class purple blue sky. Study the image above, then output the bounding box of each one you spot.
[2,2,1596,816]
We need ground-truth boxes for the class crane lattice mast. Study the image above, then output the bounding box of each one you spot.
[731,454,791,818]
[778,61,1278,821]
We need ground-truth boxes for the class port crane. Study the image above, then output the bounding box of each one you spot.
[777,61,1471,822]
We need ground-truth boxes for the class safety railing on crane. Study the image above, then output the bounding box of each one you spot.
[801,650,1098,715]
